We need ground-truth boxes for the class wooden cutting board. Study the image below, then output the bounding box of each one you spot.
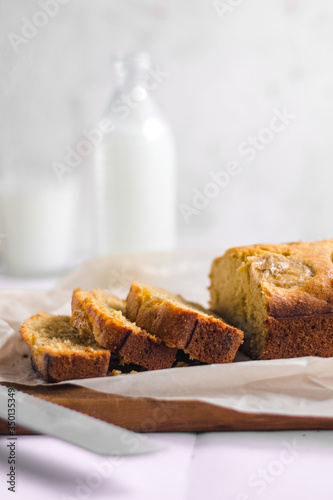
[1,382,333,435]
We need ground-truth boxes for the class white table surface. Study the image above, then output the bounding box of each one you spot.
[1,275,333,500]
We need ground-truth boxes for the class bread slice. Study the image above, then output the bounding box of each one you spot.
[126,282,244,364]
[20,313,111,382]
[71,288,177,370]
[209,239,333,359]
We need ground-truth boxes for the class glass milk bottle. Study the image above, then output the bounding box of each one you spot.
[93,53,177,255]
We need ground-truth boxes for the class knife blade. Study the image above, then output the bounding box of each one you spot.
[0,386,163,456]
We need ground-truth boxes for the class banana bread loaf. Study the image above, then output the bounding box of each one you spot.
[210,239,333,359]
[20,313,111,382]
[126,282,243,364]
[71,288,177,370]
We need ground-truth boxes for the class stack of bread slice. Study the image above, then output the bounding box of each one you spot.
[20,282,244,382]
[20,239,333,382]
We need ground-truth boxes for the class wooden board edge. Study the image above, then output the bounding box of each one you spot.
[1,382,333,433]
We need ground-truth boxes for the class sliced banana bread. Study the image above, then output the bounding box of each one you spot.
[71,288,177,370]
[126,282,243,364]
[20,313,111,382]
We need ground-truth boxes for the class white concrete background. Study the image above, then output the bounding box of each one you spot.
[1,0,333,257]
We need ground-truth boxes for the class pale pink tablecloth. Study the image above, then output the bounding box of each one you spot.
[1,431,333,500]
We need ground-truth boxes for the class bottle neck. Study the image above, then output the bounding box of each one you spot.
[107,52,163,125]
[112,53,151,92]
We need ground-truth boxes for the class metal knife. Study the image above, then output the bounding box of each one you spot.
[0,385,163,456]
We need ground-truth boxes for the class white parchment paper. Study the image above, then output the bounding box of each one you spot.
[1,251,333,418]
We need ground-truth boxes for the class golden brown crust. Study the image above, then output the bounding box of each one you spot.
[128,289,198,349]
[126,282,243,364]
[20,313,110,383]
[260,314,333,359]
[214,240,333,318]
[71,288,177,370]
[30,349,110,383]
[71,289,131,351]
[186,315,244,363]
[119,330,177,371]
